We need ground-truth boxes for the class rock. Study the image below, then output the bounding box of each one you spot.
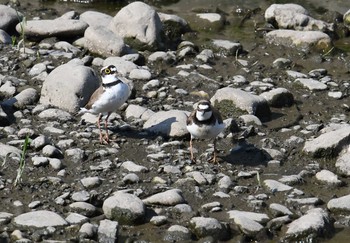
[211,87,271,121]
[13,210,68,228]
[143,110,189,137]
[265,30,332,52]
[29,63,47,76]
[79,222,98,239]
[302,125,350,158]
[84,26,128,57]
[164,225,192,241]
[129,68,152,80]
[212,39,243,56]
[0,5,21,32]
[80,176,102,189]
[4,88,39,108]
[265,3,333,32]
[189,216,229,240]
[284,208,332,241]
[80,10,113,28]
[315,169,342,186]
[344,9,350,28]
[103,192,145,225]
[263,179,293,192]
[125,104,154,121]
[42,145,62,158]
[335,147,350,176]
[269,203,294,217]
[143,189,185,206]
[16,19,88,40]
[260,88,294,107]
[69,202,97,217]
[40,63,100,112]
[228,210,270,224]
[121,161,148,172]
[295,78,328,91]
[0,29,11,44]
[65,212,88,224]
[193,13,225,32]
[98,219,118,243]
[228,210,265,237]
[109,1,163,50]
[158,12,189,46]
[286,197,322,206]
[327,194,350,213]
[148,51,176,64]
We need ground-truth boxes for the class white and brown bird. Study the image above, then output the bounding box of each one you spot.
[186,100,225,163]
[80,65,130,144]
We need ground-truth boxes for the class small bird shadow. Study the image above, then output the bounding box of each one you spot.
[222,140,271,166]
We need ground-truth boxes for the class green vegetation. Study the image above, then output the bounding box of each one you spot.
[14,135,31,187]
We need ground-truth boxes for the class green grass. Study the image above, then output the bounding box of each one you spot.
[14,135,31,187]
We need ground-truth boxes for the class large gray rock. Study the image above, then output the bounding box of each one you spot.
[265,30,332,52]
[40,63,100,113]
[98,219,118,243]
[303,125,350,158]
[327,194,350,213]
[80,10,113,28]
[295,78,328,91]
[189,217,229,240]
[228,210,267,237]
[102,192,145,225]
[210,87,271,121]
[143,189,185,206]
[0,5,21,32]
[2,88,39,108]
[84,26,128,57]
[260,88,294,107]
[0,143,21,157]
[16,19,88,39]
[265,3,333,32]
[284,208,332,241]
[0,29,11,44]
[109,1,163,50]
[13,210,68,228]
[143,110,189,137]
[335,147,350,176]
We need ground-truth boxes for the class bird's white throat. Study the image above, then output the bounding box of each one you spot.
[102,75,119,84]
[196,110,212,121]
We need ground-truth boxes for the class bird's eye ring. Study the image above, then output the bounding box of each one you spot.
[105,68,111,74]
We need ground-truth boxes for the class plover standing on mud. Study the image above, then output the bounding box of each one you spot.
[186,100,225,163]
[80,65,130,144]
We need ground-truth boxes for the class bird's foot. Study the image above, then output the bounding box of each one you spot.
[208,154,220,164]
[99,134,110,144]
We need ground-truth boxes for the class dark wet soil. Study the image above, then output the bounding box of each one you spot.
[0,0,350,242]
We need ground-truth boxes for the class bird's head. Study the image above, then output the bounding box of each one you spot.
[196,100,212,121]
[100,65,119,84]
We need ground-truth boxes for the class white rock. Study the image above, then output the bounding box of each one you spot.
[211,87,270,120]
[13,210,68,228]
[285,208,331,240]
[196,13,222,22]
[80,10,113,28]
[327,194,350,212]
[65,212,88,224]
[103,192,145,224]
[121,161,148,172]
[260,88,294,107]
[143,189,185,206]
[263,179,293,192]
[265,30,332,51]
[143,110,189,137]
[303,125,350,157]
[40,63,99,113]
[295,78,328,91]
[17,19,88,39]
[189,216,228,240]
[315,169,342,185]
[336,147,350,176]
[228,210,270,224]
[84,26,127,57]
[109,1,163,49]
[98,219,118,243]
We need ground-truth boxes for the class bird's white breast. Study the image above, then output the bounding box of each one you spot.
[187,120,225,139]
[91,83,130,114]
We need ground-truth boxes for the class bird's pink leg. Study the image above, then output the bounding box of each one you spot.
[103,112,111,143]
[97,114,104,144]
[190,137,195,162]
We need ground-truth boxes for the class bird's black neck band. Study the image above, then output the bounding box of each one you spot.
[102,79,122,88]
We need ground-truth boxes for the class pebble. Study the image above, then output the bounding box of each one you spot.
[13,210,68,228]
[143,189,185,206]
